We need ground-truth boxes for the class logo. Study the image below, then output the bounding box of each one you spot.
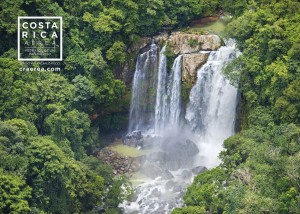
[18,16,63,61]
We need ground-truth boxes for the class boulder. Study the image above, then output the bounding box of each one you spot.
[126,130,142,140]
[160,138,200,170]
[161,138,199,157]
[124,130,144,148]
[140,162,174,179]
[192,166,208,175]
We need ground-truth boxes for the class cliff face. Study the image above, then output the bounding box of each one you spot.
[116,32,222,86]
[168,32,221,85]
[164,32,221,85]
[182,53,209,85]
[168,32,221,54]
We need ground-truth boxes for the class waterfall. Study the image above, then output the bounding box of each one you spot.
[185,45,238,167]
[128,42,158,132]
[123,41,238,214]
[129,43,183,135]
[154,46,167,135]
[167,55,182,127]
[155,53,182,135]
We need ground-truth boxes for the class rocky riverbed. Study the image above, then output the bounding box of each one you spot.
[98,132,208,213]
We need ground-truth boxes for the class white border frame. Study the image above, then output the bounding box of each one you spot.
[18,16,63,61]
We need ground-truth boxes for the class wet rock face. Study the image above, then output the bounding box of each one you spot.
[153,32,169,47]
[167,32,221,86]
[118,32,222,86]
[182,53,209,84]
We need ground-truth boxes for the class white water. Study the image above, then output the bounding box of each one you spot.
[154,45,168,135]
[167,55,183,127]
[186,45,238,167]
[155,54,182,135]
[129,42,158,132]
[123,41,238,213]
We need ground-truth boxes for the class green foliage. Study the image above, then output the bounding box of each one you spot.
[275,80,300,123]
[181,82,193,105]
[183,167,226,212]
[72,75,95,112]
[222,57,243,87]
[85,48,108,79]
[106,41,127,65]
[172,206,206,214]
[165,44,175,72]
[224,1,300,110]
[183,118,300,213]
[6,0,300,213]
[94,72,127,112]
[0,119,30,174]
[81,156,114,184]
[98,113,128,133]
[183,2,300,212]
[0,58,24,119]
[0,170,31,213]
[44,109,92,158]
[220,0,247,17]
[187,39,199,48]
[0,118,111,213]
[104,176,133,209]
[164,0,219,27]
[25,137,105,213]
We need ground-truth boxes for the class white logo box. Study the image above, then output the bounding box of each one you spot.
[18,16,63,61]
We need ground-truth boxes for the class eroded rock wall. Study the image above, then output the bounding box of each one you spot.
[118,32,222,86]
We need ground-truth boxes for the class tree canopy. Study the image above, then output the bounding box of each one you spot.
[176,0,300,213]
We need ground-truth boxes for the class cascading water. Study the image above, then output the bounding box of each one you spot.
[154,45,167,135]
[128,42,158,132]
[155,53,182,135]
[185,45,238,167]
[122,41,238,214]
[167,55,182,127]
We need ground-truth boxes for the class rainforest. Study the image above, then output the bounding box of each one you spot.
[0,0,300,213]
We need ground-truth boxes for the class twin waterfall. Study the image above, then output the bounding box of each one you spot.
[124,40,238,213]
[129,43,183,135]
[155,46,182,135]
